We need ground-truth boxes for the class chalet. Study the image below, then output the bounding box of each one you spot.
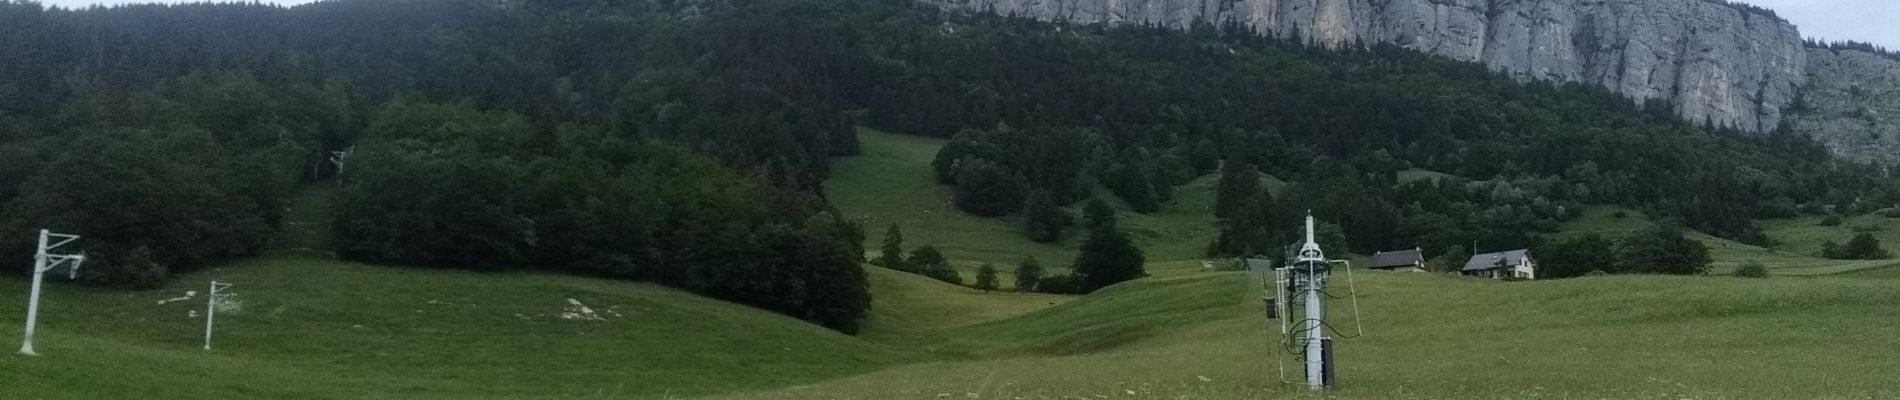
[1369,248,1426,272]
[1463,249,1535,280]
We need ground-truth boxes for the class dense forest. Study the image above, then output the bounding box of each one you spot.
[2,0,1897,332]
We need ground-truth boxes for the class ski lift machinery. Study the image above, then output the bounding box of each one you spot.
[1251,213,1364,391]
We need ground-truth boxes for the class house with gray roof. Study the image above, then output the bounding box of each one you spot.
[1370,248,1426,272]
[1463,249,1535,280]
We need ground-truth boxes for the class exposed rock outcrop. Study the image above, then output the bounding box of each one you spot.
[926,0,1808,133]
[1791,49,1900,165]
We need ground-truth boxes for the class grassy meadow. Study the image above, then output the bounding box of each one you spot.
[7,128,1900,399]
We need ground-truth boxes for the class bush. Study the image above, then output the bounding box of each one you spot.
[921,261,963,285]
[1036,274,1078,294]
[1821,233,1891,260]
[1615,224,1712,275]
[1878,207,1900,218]
[1819,215,1844,226]
[1734,261,1769,278]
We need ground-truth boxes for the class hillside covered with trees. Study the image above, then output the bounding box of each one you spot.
[2,0,1897,332]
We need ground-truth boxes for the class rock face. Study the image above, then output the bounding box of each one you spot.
[1791,49,1900,165]
[926,0,1808,133]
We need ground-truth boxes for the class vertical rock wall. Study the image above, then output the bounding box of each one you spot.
[1792,49,1900,165]
[929,0,1809,133]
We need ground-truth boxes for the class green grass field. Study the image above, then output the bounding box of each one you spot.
[11,129,1900,399]
[1555,206,1900,275]
[825,128,1228,285]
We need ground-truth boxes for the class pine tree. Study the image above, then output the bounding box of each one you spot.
[974,263,1000,291]
[1207,191,1281,257]
[1083,198,1117,230]
[1022,189,1070,242]
[878,224,910,272]
[1014,257,1044,292]
[1106,162,1160,213]
[1072,218,1146,292]
[1214,161,1261,219]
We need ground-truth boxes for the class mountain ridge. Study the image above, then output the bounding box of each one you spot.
[922,0,1896,163]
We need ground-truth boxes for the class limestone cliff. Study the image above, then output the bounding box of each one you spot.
[1791,49,1900,165]
[925,0,1808,133]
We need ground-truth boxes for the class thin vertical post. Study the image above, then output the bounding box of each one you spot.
[204,281,218,351]
[18,230,49,356]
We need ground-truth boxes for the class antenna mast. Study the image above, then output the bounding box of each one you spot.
[1293,213,1332,390]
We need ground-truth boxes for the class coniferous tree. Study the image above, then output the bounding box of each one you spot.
[1106,162,1161,213]
[1083,198,1117,230]
[1022,189,1070,242]
[1207,190,1283,257]
[878,224,910,272]
[1072,207,1145,292]
[1014,257,1044,292]
[974,263,1000,291]
[1214,160,1263,219]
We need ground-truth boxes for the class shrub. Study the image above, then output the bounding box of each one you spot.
[921,261,963,285]
[1734,261,1769,278]
[1819,215,1844,227]
[1822,233,1891,260]
[1615,224,1712,275]
[1036,274,1078,294]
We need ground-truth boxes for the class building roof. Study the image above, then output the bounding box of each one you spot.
[1463,249,1530,271]
[1370,249,1423,269]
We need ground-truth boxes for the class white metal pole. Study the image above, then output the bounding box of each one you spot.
[19,229,50,356]
[204,281,220,351]
[1296,215,1327,390]
[1304,261,1324,389]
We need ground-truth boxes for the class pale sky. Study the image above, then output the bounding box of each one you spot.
[1738,0,1899,49]
[34,0,1900,49]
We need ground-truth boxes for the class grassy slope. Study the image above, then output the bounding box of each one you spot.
[1555,206,1900,275]
[702,271,1900,400]
[825,128,1225,285]
[0,257,923,400]
[12,130,1900,399]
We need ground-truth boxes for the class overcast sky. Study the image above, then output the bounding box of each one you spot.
[33,0,1900,48]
